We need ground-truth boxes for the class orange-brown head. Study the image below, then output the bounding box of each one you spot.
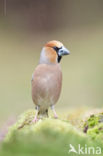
[39,40,70,64]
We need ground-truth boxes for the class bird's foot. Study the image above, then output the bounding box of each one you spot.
[32,117,38,123]
[32,107,39,123]
[54,113,58,119]
[51,105,58,119]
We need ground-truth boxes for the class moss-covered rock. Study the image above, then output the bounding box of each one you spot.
[5,109,83,142]
[0,110,103,156]
[83,113,103,141]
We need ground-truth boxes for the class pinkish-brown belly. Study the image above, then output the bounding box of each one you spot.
[32,64,62,109]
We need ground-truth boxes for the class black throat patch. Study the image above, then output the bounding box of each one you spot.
[58,56,62,63]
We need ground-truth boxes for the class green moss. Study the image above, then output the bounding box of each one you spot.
[5,109,83,142]
[88,115,99,127]
[0,110,103,156]
[83,114,99,129]
[83,113,103,142]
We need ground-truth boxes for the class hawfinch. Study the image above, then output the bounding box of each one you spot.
[31,40,70,122]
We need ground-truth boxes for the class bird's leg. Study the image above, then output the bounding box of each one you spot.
[51,105,58,119]
[32,106,39,123]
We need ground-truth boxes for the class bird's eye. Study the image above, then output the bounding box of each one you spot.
[53,46,62,52]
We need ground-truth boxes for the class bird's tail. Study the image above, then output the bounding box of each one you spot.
[38,109,48,119]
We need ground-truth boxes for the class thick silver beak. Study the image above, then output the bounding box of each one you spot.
[58,46,70,56]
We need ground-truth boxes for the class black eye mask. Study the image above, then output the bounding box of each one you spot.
[53,46,62,52]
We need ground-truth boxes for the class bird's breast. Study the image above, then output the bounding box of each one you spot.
[32,64,62,107]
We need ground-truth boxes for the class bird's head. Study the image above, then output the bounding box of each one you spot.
[39,40,70,64]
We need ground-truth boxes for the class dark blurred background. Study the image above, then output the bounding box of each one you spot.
[0,0,103,126]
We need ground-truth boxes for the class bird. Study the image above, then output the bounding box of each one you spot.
[31,40,70,122]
